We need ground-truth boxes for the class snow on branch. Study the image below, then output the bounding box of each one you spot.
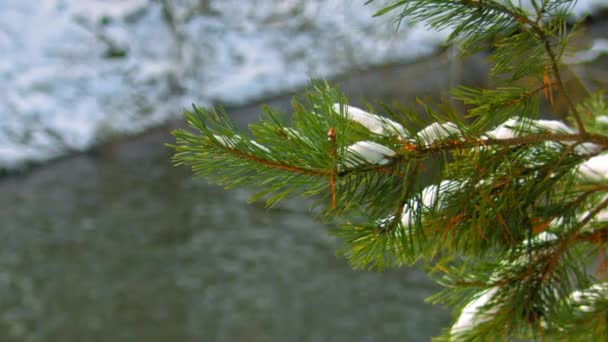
[333,103,407,137]
[344,141,396,168]
[577,154,608,181]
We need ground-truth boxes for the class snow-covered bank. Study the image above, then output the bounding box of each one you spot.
[572,0,608,17]
[0,0,606,170]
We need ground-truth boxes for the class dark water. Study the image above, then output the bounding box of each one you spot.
[0,139,451,342]
[0,53,502,342]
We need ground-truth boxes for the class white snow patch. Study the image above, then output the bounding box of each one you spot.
[65,0,149,22]
[484,117,523,139]
[344,141,396,168]
[451,288,499,337]
[482,117,603,156]
[451,232,559,337]
[534,119,575,134]
[522,232,558,248]
[580,208,608,225]
[569,282,608,313]
[571,0,608,19]
[574,142,603,155]
[566,38,608,64]
[579,195,608,227]
[400,180,462,226]
[577,153,608,181]
[421,180,462,208]
[333,104,407,136]
[484,117,574,140]
[596,208,608,222]
[416,122,461,145]
[597,116,608,125]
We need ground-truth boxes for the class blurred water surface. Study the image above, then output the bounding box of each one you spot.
[0,128,450,341]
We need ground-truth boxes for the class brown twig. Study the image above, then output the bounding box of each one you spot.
[577,197,608,231]
[328,127,338,209]
[543,40,587,134]
[459,0,587,133]
[221,146,330,177]
[400,133,608,156]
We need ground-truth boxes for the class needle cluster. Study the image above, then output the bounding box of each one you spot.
[171,1,608,340]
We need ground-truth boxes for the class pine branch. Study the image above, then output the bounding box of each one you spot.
[399,132,608,155]
[215,144,330,177]
[577,197,608,233]
[172,1,608,339]
[373,0,587,131]
[545,38,587,133]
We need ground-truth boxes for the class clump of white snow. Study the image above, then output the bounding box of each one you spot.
[416,122,461,146]
[344,141,396,168]
[569,282,608,313]
[534,120,576,134]
[400,180,462,226]
[571,0,608,19]
[333,104,407,136]
[485,117,524,140]
[451,230,560,337]
[596,116,608,125]
[574,142,603,155]
[566,39,608,64]
[521,231,559,247]
[577,153,608,181]
[451,288,499,338]
[484,117,574,140]
[481,117,601,156]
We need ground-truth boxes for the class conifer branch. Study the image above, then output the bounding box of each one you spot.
[522,3,585,133]
[569,185,608,212]
[398,133,608,157]
[383,162,421,233]
[328,127,338,208]
[509,1,587,133]
[578,225,608,244]
[460,0,533,26]
[577,197,608,232]
[172,1,608,339]
[217,145,330,177]
[544,39,587,133]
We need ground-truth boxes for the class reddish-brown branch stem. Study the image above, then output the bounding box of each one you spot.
[329,127,338,209]
[569,185,608,211]
[224,147,330,177]
[460,0,586,133]
[577,197,608,231]
[577,226,608,244]
[216,130,608,182]
[400,132,608,156]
